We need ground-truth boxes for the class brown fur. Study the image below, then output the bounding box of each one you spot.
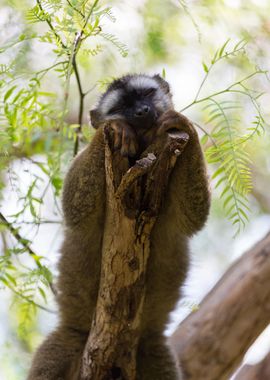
[27,107,210,379]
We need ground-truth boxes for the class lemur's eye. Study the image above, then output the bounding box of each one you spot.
[143,88,156,97]
[108,105,122,114]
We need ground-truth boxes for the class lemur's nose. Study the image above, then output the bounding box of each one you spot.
[135,105,150,117]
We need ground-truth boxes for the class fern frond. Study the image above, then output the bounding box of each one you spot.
[102,7,116,22]
[93,6,116,22]
[0,64,12,75]
[26,5,51,24]
[205,98,253,233]
[211,38,247,65]
[97,76,116,90]
[100,32,128,57]
[82,44,103,56]
[41,0,63,12]
[17,301,37,339]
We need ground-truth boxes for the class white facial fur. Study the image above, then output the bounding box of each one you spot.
[100,89,123,115]
[100,75,173,118]
[154,87,173,113]
[128,76,159,92]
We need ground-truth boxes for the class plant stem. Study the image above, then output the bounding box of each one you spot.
[0,211,57,296]
[180,70,266,113]
[6,282,55,313]
[36,0,67,50]
[0,212,40,264]
[35,0,100,156]
[66,0,85,20]
[72,0,100,156]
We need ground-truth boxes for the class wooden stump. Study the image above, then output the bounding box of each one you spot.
[80,127,189,380]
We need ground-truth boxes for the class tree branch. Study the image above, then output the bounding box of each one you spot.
[80,128,189,379]
[170,231,270,380]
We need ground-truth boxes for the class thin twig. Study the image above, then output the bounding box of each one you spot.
[193,40,248,102]
[72,0,100,156]
[35,0,99,155]
[5,282,55,314]
[180,70,267,112]
[0,212,40,263]
[35,61,69,77]
[66,0,85,20]
[0,211,57,296]
[36,0,67,50]
[193,121,217,147]
[12,220,62,225]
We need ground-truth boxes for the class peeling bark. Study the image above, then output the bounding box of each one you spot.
[80,127,189,380]
[170,232,270,380]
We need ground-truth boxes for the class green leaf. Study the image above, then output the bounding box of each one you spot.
[38,287,47,302]
[200,134,208,145]
[224,194,234,209]
[5,273,17,286]
[100,32,128,57]
[212,166,225,180]
[4,85,17,102]
[218,38,230,58]
[202,61,208,73]
[239,208,249,222]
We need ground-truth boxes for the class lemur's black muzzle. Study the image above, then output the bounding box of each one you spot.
[134,104,150,118]
[133,103,157,129]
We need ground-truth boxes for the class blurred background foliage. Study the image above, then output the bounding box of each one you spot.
[0,0,269,378]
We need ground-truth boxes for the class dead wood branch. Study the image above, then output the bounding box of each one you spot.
[170,232,270,380]
[80,129,189,380]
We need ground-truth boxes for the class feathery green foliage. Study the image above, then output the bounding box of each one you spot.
[0,1,268,346]
[181,39,267,234]
[0,0,129,337]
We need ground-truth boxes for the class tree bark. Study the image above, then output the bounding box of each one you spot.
[170,231,270,380]
[80,127,189,380]
[234,352,270,380]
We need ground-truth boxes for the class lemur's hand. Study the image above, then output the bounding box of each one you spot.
[157,110,195,138]
[108,119,138,157]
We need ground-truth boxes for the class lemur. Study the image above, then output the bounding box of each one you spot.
[28,74,210,380]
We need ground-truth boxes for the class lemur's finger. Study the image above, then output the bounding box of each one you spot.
[111,121,123,150]
[128,137,138,157]
[121,126,131,157]
[121,125,138,157]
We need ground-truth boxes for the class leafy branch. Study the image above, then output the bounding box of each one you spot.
[66,0,86,21]
[0,0,129,319]
[180,69,266,113]
[36,0,67,50]
[0,211,57,296]
[0,212,39,261]
[35,0,101,156]
[181,39,268,233]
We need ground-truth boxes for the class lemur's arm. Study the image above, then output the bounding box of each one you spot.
[143,110,211,236]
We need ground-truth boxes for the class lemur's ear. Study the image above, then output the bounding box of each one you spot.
[89,109,102,129]
[153,74,170,94]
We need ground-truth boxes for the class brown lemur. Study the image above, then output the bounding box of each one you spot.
[28,74,210,380]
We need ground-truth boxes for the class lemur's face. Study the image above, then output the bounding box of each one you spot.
[90,74,174,130]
